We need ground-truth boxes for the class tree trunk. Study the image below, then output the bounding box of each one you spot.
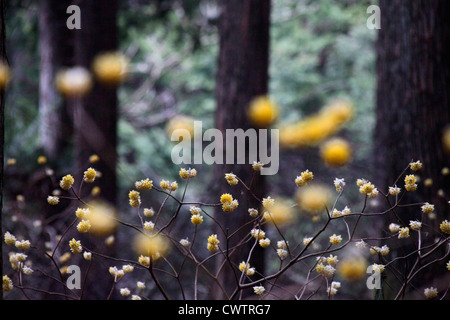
[72,0,119,299]
[375,0,450,297]
[213,0,271,299]
[0,0,6,301]
[38,0,73,161]
[73,0,118,205]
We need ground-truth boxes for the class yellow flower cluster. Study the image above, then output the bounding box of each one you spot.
[404,174,417,192]
[239,261,255,276]
[207,234,220,253]
[92,52,129,85]
[279,99,353,148]
[225,173,238,186]
[247,96,279,128]
[190,206,204,226]
[3,275,13,292]
[60,174,75,190]
[160,179,178,192]
[320,138,352,167]
[295,169,314,187]
[179,168,197,179]
[83,167,97,183]
[129,190,141,208]
[357,179,378,198]
[220,193,239,213]
[409,160,422,171]
[0,60,11,90]
[440,220,450,234]
[135,178,153,190]
[47,196,60,205]
[55,67,93,97]
[69,238,82,254]
[337,257,368,281]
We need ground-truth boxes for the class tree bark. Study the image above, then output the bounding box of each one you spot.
[375,0,450,296]
[38,0,74,161]
[72,0,119,299]
[73,0,118,205]
[0,0,6,301]
[213,0,271,299]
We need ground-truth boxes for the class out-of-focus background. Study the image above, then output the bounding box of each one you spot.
[1,0,449,300]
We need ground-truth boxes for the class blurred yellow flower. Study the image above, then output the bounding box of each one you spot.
[296,183,332,216]
[92,52,129,85]
[133,233,170,260]
[166,115,195,141]
[263,198,295,226]
[337,257,368,281]
[320,138,352,167]
[247,96,279,128]
[0,61,11,90]
[279,98,353,148]
[87,201,118,236]
[55,66,93,97]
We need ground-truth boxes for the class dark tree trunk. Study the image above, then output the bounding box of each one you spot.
[213,0,271,299]
[375,0,450,297]
[38,0,74,161]
[73,0,118,205]
[0,0,6,300]
[72,0,119,300]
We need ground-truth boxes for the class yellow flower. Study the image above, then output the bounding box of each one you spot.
[55,66,93,97]
[409,160,422,171]
[398,227,410,239]
[47,196,60,205]
[91,186,101,196]
[7,158,16,166]
[296,183,332,216]
[320,138,352,167]
[166,115,195,141]
[129,190,141,208]
[207,234,220,252]
[3,275,13,292]
[263,198,295,226]
[337,257,368,281]
[144,208,155,217]
[69,238,82,254]
[191,214,204,225]
[135,178,153,190]
[77,220,92,233]
[0,60,11,89]
[138,255,150,267]
[262,196,275,208]
[83,167,96,183]
[87,201,118,236]
[92,52,128,85]
[404,174,416,185]
[75,207,91,220]
[259,238,271,248]
[59,252,71,264]
[4,232,16,246]
[15,240,31,250]
[247,96,279,128]
[250,228,266,240]
[89,154,100,163]
[133,233,170,261]
[443,126,450,155]
[37,155,47,165]
[222,200,239,213]
[220,193,233,204]
[329,234,342,245]
[179,168,197,179]
[60,174,75,190]
[440,220,450,234]
[225,173,239,186]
